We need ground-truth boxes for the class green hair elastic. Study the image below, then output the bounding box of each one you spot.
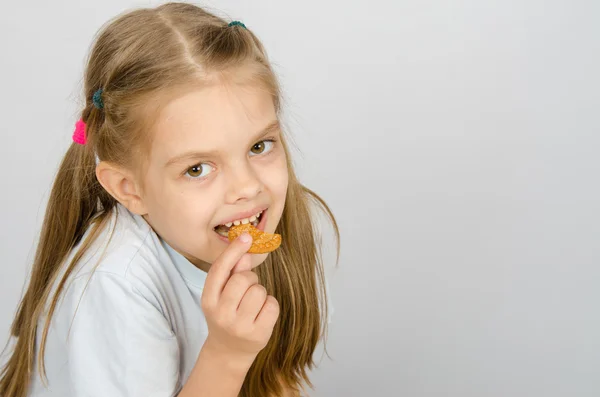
[92,88,104,109]
[228,21,247,29]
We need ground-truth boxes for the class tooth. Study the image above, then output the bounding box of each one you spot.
[226,222,233,227]
[234,220,241,226]
[249,215,257,222]
[241,218,249,224]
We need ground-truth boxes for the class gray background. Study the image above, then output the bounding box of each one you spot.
[1,1,599,396]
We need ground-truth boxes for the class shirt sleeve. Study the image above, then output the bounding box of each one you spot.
[62,271,181,397]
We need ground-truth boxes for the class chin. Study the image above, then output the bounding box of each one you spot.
[251,252,269,269]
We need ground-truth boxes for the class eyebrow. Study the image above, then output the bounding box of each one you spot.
[165,120,281,167]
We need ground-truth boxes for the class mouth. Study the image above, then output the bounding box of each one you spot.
[213,209,266,239]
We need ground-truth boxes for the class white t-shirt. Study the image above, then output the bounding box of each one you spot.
[28,204,332,396]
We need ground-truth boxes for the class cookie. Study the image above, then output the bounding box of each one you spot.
[228,223,282,254]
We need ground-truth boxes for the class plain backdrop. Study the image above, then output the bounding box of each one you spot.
[1,1,599,396]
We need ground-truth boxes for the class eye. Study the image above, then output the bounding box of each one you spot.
[249,140,275,156]
[185,163,214,179]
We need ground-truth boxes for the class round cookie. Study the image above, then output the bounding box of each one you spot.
[227,223,282,254]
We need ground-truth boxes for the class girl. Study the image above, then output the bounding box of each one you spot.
[0,2,339,397]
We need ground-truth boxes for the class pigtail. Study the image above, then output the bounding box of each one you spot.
[0,104,115,397]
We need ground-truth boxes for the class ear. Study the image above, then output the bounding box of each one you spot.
[95,161,148,216]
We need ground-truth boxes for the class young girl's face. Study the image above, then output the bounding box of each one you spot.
[139,79,288,271]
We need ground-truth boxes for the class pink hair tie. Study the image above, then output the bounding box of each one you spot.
[72,119,87,145]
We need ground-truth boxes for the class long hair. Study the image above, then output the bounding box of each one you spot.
[0,3,339,397]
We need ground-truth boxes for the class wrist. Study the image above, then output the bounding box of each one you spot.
[179,338,255,397]
[200,337,257,374]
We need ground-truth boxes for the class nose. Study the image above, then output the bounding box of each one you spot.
[224,161,263,204]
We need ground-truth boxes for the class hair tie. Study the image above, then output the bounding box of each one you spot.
[228,21,247,29]
[92,88,104,109]
[72,118,87,145]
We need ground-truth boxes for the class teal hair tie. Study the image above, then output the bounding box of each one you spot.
[228,21,247,29]
[92,88,104,109]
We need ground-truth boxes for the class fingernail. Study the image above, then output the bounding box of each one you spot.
[239,232,252,243]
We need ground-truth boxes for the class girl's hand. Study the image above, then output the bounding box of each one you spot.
[200,233,280,365]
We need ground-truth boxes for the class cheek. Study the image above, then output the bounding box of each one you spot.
[140,181,166,218]
[265,160,288,228]
[267,156,289,196]
[277,174,289,202]
[251,253,269,269]
[145,178,214,232]
[173,188,217,229]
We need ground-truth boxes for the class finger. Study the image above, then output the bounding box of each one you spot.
[232,253,252,274]
[219,271,260,314]
[203,233,252,305]
[237,284,268,324]
[255,295,280,331]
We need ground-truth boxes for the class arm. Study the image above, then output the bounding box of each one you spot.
[179,353,301,397]
[177,341,253,397]
[179,234,280,397]
[63,272,182,396]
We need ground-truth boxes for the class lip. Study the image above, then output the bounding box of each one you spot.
[215,205,269,228]
[214,208,269,243]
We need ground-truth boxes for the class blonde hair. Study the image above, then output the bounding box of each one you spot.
[0,3,339,397]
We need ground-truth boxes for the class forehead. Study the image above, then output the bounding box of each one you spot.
[149,81,277,161]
